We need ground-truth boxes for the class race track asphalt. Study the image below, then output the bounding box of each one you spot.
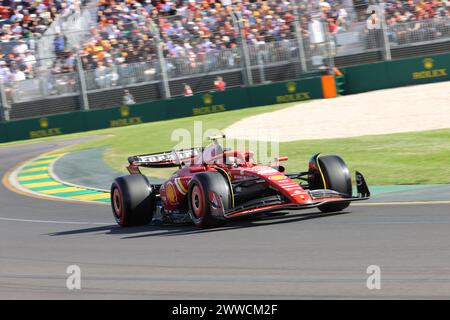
[1,139,450,299]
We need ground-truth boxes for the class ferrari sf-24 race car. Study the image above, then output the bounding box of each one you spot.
[111,135,370,228]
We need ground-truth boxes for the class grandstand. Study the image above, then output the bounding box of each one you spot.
[0,0,449,120]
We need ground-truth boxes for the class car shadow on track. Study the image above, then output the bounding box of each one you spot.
[47,210,352,239]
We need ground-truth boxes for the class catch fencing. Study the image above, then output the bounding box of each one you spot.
[1,2,450,121]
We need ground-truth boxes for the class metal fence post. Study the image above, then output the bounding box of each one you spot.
[150,20,171,99]
[257,52,266,83]
[322,20,336,73]
[231,10,253,86]
[293,1,308,74]
[379,2,392,61]
[0,82,10,121]
[76,53,90,110]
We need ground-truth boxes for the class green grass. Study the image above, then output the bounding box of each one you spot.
[57,103,298,179]
[279,129,450,185]
[2,101,450,185]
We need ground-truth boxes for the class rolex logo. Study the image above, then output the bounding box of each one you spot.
[287,82,297,93]
[120,106,130,117]
[423,58,433,70]
[39,118,49,128]
[203,94,213,105]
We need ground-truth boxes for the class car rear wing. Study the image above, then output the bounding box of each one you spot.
[127,148,203,172]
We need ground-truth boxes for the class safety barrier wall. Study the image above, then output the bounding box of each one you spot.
[0,77,324,143]
[0,123,6,143]
[341,52,450,94]
[4,112,86,142]
[247,77,322,106]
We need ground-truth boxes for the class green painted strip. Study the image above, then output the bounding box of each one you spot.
[16,153,111,202]
[29,184,66,192]
[96,198,111,203]
[370,185,435,194]
[28,162,51,166]
[34,155,59,161]
[53,189,99,197]
[18,170,48,177]
[353,184,437,196]
[19,178,54,185]
[22,163,50,170]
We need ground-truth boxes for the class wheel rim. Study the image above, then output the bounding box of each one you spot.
[113,188,123,222]
[191,184,204,219]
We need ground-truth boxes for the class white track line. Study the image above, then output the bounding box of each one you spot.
[353,200,450,206]
[0,217,111,225]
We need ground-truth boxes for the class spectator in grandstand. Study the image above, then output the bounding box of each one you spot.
[366,9,382,49]
[106,61,119,86]
[53,33,66,58]
[14,39,28,55]
[122,89,135,105]
[183,83,193,96]
[367,9,380,30]
[94,61,109,88]
[214,76,226,92]
[0,61,12,83]
[327,17,340,36]
[309,15,326,44]
[23,50,37,78]
[337,6,349,30]
[12,65,26,82]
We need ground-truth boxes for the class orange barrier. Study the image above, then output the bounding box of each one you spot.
[321,75,338,98]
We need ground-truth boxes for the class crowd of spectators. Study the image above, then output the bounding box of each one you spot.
[0,0,349,88]
[1,0,450,91]
[74,0,349,86]
[362,1,450,46]
[376,1,450,24]
[0,0,83,84]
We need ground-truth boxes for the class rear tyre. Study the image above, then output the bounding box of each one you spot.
[188,172,231,228]
[111,175,156,227]
[309,154,352,213]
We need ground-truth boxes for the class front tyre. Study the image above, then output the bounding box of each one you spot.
[309,154,352,213]
[111,175,156,227]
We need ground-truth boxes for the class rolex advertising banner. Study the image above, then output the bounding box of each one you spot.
[83,100,167,131]
[387,54,450,87]
[248,77,324,107]
[343,52,450,94]
[4,112,85,142]
[164,87,251,119]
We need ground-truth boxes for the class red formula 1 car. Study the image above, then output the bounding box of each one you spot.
[111,135,370,228]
